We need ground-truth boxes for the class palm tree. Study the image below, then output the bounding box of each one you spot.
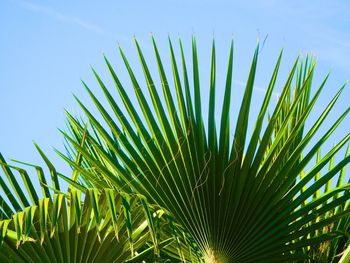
[60,37,350,262]
[0,37,350,262]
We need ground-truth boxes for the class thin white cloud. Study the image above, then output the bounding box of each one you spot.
[18,1,110,36]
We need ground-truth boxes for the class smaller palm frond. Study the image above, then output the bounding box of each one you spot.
[0,147,200,262]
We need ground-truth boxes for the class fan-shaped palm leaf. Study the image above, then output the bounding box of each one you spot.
[60,37,350,262]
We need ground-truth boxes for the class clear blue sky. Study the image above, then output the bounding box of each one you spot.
[1,0,349,178]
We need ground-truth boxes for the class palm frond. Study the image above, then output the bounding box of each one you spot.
[59,37,350,262]
[0,149,200,262]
